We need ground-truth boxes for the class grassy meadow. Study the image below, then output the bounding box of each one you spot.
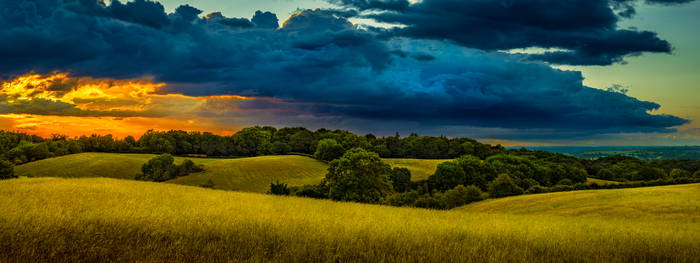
[382,158,449,181]
[14,153,447,192]
[0,177,698,262]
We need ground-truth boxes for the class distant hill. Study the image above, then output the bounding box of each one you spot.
[14,153,447,192]
[522,146,700,160]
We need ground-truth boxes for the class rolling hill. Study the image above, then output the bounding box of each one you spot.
[457,183,700,220]
[14,153,450,192]
[0,178,697,262]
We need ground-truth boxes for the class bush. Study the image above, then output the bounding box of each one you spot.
[694,170,700,178]
[413,193,444,209]
[137,154,203,182]
[268,181,290,195]
[556,178,574,186]
[200,179,214,189]
[442,185,483,209]
[0,160,15,179]
[383,191,419,207]
[292,184,328,199]
[488,174,524,198]
[314,139,345,161]
[520,178,540,189]
[390,167,411,192]
[138,154,176,182]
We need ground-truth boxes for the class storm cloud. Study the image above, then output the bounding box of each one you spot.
[330,0,695,65]
[0,0,691,138]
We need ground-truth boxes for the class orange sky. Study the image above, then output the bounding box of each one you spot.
[0,72,249,138]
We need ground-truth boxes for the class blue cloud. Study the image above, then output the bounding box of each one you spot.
[330,0,696,65]
[0,0,689,138]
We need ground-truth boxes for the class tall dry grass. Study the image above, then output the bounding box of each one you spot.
[1,177,698,262]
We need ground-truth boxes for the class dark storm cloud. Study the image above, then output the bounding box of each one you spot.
[331,0,695,65]
[0,0,690,137]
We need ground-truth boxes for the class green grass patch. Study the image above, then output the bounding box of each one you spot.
[383,158,449,181]
[0,178,698,262]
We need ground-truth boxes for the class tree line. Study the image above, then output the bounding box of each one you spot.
[1,127,700,187]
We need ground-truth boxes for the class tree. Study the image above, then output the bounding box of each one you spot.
[269,141,291,155]
[268,181,290,195]
[694,170,700,178]
[0,160,14,179]
[596,168,615,180]
[636,167,666,181]
[488,174,524,198]
[314,139,345,161]
[289,130,314,153]
[428,161,465,191]
[390,167,411,192]
[139,154,176,182]
[669,168,691,178]
[442,185,484,209]
[325,148,392,203]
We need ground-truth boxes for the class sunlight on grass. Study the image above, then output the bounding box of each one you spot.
[1,178,698,262]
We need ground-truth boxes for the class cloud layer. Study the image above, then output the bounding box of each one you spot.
[331,0,693,65]
[0,0,692,139]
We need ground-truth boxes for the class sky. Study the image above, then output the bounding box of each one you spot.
[0,0,698,146]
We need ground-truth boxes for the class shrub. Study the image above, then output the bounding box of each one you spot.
[488,174,524,198]
[0,160,15,180]
[292,184,328,199]
[442,185,484,209]
[556,178,574,186]
[139,154,176,182]
[520,178,540,190]
[268,181,290,195]
[694,170,700,178]
[200,179,214,189]
[383,191,419,207]
[137,154,203,182]
[413,193,444,209]
[390,167,411,192]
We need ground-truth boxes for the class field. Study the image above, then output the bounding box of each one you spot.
[0,178,697,262]
[458,183,700,220]
[14,153,448,192]
[382,158,449,181]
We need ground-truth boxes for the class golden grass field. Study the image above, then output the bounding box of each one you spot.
[14,153,447,191]
[0,177,698,262]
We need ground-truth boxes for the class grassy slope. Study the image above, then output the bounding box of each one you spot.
[458,183,700,220]
[0,178,698,262]
[167,155,328,192]
[15,153,448,191]
[585,177,621,185]
[15,153,327,192]
[383,158,449,181]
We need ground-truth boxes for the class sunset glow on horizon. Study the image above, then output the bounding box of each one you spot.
[0,72,259,138]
